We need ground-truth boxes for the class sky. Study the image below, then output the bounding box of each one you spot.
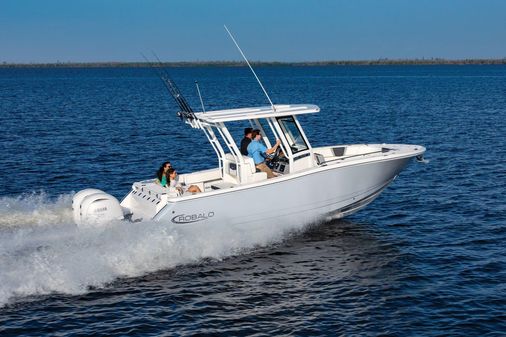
[1,0,506,63]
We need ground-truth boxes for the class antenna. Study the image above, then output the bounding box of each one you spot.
[195,81,206,112]
[224,25,276,112]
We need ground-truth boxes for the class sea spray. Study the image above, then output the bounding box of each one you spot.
[0,191,73,227]
[0,192,312,307]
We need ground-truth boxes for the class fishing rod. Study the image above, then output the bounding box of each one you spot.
[151,52,194,115]
[224,25,276,112]
[141,52,195,120]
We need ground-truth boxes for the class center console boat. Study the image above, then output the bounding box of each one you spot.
[73,28,426,227]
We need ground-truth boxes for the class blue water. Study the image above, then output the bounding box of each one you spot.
[0,65,505,336]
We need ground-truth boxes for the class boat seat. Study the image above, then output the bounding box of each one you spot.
[242,156,256,173]
[249,171,267,182]
[210,181,236,190]
[132,181,179,198]
[180,168,221,185]
[222,154,268,183]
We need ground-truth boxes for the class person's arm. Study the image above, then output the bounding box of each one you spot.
[265,139,281,155]
[176,181,183,193]
[175,175,183,188]
[170,177,183,192]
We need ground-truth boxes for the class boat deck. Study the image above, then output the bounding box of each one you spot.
[127,143,422,201]
[119,143,424,221]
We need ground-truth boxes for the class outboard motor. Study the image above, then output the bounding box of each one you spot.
[72,189,124,226]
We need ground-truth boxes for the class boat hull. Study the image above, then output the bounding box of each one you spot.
[152,155,414,227]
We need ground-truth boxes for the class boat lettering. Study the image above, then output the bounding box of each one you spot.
[171,212,215,224]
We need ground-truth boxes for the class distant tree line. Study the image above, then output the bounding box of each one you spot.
[1,58,506,68]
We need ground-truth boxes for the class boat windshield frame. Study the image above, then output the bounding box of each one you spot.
[276,116,310,155]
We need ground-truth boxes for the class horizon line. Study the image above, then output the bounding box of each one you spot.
[1,58,506,68]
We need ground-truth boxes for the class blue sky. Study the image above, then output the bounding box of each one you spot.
[1,0,505,63]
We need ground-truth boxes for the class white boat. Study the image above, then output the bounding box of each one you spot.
[73,102,425,226]
[72,28,426,226]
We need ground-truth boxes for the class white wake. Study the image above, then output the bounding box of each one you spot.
[0,192,310,307]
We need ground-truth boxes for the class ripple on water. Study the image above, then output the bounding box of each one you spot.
[1,65,505,335]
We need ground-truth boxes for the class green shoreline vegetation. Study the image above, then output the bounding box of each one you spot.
[1,58,505,68]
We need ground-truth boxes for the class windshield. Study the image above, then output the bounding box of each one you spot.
[277,116,309,154]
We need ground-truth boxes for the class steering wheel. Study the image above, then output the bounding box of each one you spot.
[267,146,283,168]
[275,145,285,160]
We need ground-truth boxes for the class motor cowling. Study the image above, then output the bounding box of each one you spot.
[73,189,124,226]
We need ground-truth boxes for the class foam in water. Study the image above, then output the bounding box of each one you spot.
[0,192,311,307]
[0,191,72,228]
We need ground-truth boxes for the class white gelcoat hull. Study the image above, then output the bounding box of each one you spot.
[150,155,413,227]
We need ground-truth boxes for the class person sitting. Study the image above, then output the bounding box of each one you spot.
[168,168,201,194]
[247,129,281,179]
[240,127,253,156]
[155,161,172,187]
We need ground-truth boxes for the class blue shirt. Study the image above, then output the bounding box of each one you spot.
[247,140,267,164]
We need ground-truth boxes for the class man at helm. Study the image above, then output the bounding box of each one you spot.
[247,129,281,179]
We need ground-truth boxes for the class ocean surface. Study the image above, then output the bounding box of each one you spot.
[0,65,505,336]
